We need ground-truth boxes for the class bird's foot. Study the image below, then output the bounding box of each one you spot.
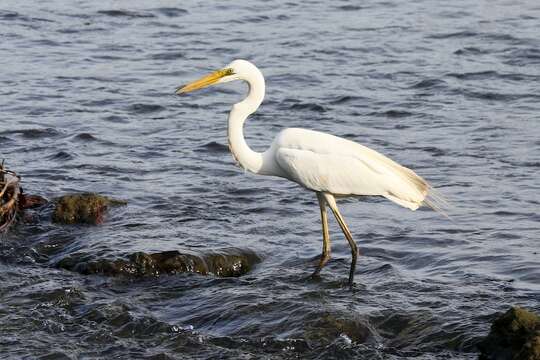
[310,267,322,278]
[307,272,321,281]
[304,269,325,284]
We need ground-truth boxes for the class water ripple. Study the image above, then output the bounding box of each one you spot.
[1,0,539,358]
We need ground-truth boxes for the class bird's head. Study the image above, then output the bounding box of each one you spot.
[175,59,259,95]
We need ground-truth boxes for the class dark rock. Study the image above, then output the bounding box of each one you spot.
[19,193,48,209]
[478,306,540,360]
[52,193,126,225]
[57,247,261,278]
[304,312,375,345]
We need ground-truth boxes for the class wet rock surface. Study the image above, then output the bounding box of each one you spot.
[478,307,540,360]
[19,193,48,209]
[56,248,262,278]
[52,193,126,225]
[304,312,376,345]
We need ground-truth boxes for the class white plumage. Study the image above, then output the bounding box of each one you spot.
[177,59,444,286]
[271,127,429,210]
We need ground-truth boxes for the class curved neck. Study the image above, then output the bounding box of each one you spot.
[227,69,265,174]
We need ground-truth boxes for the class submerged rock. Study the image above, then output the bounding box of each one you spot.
[304,312,376,345]
[57,248,261,278]
[52,193,126,225]
[478,306,540,360]
[19,193,48,209]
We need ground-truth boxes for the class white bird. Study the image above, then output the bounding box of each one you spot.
[176,59,444,286]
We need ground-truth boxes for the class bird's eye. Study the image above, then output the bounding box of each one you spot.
[224,68,235,76]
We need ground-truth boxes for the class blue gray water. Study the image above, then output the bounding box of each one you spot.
[1,0,539,358]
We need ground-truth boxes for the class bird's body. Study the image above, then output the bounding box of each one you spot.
[177,59,443,286]
[267,127,429,210]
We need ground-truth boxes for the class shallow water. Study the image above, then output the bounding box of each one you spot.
[1,0,539,358]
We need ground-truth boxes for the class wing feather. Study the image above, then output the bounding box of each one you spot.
[273,128,440,211]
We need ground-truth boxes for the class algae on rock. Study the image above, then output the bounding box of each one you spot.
[52,193,126,225]
[57,248,261,278]
[478,306,540,360]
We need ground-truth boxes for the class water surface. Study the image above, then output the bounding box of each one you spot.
[1,0,539,358]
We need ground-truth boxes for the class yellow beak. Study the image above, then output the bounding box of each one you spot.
[175,68,233,95]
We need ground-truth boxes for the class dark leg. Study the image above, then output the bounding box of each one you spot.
[324,193,359,287]
[312,192,331,277]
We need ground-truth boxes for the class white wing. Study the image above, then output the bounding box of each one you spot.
[272,128,432,210]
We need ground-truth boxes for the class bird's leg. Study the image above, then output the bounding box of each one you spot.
[323,193,359,287]
[311,192,331,277]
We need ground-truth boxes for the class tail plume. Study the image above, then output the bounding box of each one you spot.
[423,186,451,218]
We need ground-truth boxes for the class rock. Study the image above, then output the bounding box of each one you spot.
[57,248,261,278]
[19,193,48,209]
[304,312,375,345]
[478,306,540,360]
[52,193,126,225]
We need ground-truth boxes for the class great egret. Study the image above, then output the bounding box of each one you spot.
[176,59,444,286]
